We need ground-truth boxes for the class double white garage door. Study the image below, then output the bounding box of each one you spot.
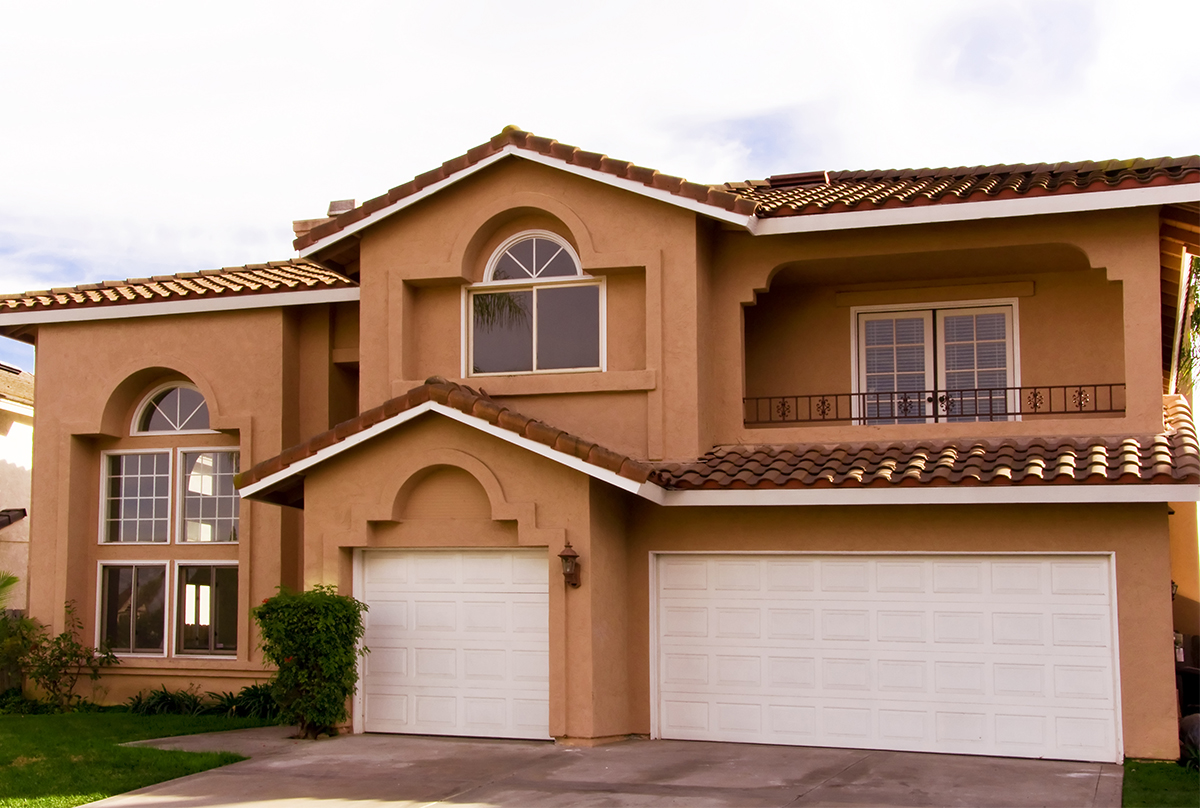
[657,553,1120,762]
[359,549,1119,762]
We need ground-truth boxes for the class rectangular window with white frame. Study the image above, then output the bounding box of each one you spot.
[855,302,1017,424]
[99,563,167,655]
[101,449,239,544]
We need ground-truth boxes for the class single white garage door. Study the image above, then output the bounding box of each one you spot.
[656,553,1120,762]
[361,549,550,739]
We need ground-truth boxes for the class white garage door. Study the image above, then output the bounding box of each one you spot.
[361,549,550,739]
[655,553,1120,762]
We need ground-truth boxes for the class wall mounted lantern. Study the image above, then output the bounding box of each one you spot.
[558,541,581,588]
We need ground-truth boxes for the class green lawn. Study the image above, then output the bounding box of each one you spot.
[1123,758,1199,808]
[0,712,277,808]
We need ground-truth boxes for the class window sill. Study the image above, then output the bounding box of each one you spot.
[393,369,656,398]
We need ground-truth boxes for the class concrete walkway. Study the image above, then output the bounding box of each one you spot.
[91,726,1123,807]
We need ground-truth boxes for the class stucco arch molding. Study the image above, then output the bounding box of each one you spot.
[351,448,564,548]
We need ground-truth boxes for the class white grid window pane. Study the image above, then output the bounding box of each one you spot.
[182,451,240,543]
[106,453,170,543]
[863,317,928,424]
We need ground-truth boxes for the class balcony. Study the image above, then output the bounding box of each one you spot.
[744,384,1126,426]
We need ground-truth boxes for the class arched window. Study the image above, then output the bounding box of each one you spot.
[134,384,210,434]
[469,231,603,375]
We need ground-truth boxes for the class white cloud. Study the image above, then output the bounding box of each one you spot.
[0,0,1194,305]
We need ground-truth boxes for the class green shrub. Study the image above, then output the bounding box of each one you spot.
[0,571,36,692]
[21,602,119,711]
[0,685,49,714]
[252,584,367,738]
[234,682,280,720]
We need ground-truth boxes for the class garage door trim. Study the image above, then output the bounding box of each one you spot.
[649,550,1123,762]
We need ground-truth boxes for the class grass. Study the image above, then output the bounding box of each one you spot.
[1123,758,1199,807]
[0,711,278,808]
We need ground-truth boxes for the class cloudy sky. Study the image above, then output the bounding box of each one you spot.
[0,0,1196,370]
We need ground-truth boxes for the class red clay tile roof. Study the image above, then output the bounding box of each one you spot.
[652,397,1200,490]
[239,377,1199,504]
[295,127,1200,250]
[0,259,355,313]
[727,157,1200,218]
[234,377,655,502]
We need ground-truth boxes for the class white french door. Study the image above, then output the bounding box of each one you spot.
[857,305,1015,423]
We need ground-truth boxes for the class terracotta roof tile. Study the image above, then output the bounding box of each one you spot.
[0,259,356,313]
[651,397,1200,490]
[235,377,657,493]
[293,129,1200,252]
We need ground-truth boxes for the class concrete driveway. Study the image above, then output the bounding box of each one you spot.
[93,726,1122,807]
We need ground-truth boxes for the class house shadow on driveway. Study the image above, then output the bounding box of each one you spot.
[94,726,1123,807]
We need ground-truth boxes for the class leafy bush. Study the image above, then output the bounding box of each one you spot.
[252,584,367,738]
[21,602,119,711]
[233,682,280,720]
[0,685,50,714]
[0,572,36,692]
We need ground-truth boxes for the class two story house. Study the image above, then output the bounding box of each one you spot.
[1,128,1197,764]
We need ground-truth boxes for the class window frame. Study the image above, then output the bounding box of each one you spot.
[465,231,607,377]
[175,448,241,545]
[130,382,217,437]
[850,298,1021,424]
[98,449,174,545]
[173,561,239,657]
[95,561,169,658]
[99,447,241,545]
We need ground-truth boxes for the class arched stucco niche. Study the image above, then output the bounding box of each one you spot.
[355,449,564,550]
[742,242,1123,401]
[94,364,225,437]
[451,193,596,283]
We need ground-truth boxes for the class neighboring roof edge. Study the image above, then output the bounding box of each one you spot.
[236,377,656,506]
[0,508,27,529]
[296,127,1200,256]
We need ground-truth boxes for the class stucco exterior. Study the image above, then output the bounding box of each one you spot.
[2,134,1197,760]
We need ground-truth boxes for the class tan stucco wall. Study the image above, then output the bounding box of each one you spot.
[624,500,1179,760]
[25,304,357,700]
[1169,501,1200,635]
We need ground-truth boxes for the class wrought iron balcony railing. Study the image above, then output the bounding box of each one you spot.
[744,384,1126,426]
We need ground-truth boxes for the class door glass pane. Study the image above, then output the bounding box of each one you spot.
[536,285,600,370]
[942,312,1008,421]
[472,291,533,373]
[178,566,213,653]
[863,316,927,424]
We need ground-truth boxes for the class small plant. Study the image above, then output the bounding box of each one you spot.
[207,689,240,717]
[0,685,48,714]
[252,584,367,738]
[235,682,279,720]
[21,601,119,711]
[128,684,209,716]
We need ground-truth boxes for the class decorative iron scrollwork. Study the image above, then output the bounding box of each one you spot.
[776,398,792,420]
[1027,390,1045,412]
[1072,387,1090,410]
[815,396,832,418]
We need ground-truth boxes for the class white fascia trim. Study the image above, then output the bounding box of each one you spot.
[237,400,655,500]
[0,399,33,417]
[644,483,1199,507]
[0,287,361,326]
[751,183,1200,236]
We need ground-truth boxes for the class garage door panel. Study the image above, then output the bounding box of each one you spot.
[657,554,1119,762]
[362,549,549,740]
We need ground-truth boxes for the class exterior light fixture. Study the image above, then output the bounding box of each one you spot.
[1172,580,1179,601]
[558,541,581,588]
